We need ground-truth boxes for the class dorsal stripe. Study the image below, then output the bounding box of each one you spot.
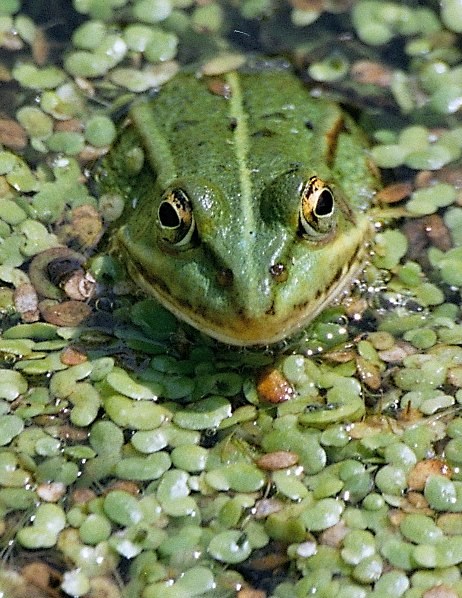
[226,71,255,241]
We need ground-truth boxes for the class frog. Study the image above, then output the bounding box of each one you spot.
[97,67,380,346]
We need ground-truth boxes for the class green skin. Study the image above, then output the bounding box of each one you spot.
[99,69,380,345]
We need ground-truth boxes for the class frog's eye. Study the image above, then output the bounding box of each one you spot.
[299,177,335,238]
[157,189,195,246]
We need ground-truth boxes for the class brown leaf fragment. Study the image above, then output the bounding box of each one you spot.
[350,60,393,87]
[407,458,452,491]
[21,562,62,598]
[378,340,416,363]
[58,204,103,249]
[256,368,295,403]
[421,213,452,252]
[288,0,323,9]
[13,282,39,322]
[256,451,299,470]
[36,481,66,502]
[0,118,27,150]
[207,77,232,98]
[62,270,96,301]
[32,27,49,65]
[237,589,267,598]
[376,182,413,204]
[356,355,382,390]
[70,488,96,505]
[60,345,88,366]
[423,586,458,598]
[253,498,284,519]
[39,299,92,327]
[319,520,348,547]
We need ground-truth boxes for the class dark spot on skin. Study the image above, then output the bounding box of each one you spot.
[262,111,288,120]
[172,119,199,132]
[196,304,207,318]
[333,266,343,286]
[290,162,302,169]
[217,268,233,287]
[305,120,314,130]
[265,303,276,316]
[269,263,288,283]
[252,128,275,138]
[228,118,237,131]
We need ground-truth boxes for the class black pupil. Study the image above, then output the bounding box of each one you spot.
[159,202,180,228]
[315,190,333,216]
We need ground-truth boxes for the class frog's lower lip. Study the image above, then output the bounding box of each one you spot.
[120,242,371,347]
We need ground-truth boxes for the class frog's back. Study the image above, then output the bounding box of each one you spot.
[131,70,375,210]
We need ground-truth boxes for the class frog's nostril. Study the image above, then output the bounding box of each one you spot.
[269,262,288,283]
[217,268,233,287]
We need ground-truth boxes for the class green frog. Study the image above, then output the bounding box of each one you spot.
[98,67,380,345]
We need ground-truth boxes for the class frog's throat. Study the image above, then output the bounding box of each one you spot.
[120,234,372,347]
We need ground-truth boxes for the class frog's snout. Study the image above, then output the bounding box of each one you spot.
[211,253,287,323]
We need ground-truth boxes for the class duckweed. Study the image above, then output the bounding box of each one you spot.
[372,229,408,269]
[301,497,344,531]
[170,445,208,471]
[16,106,53,139]
[400,513,444,544]
[17,503,66,548]
[79,513,112,545]
[133,0,172,23]
[72,20,107,49]
[144,30,178,62]
[104,395,169,429]
[406,183,457,215]
[115,452,171,480]
[205,463,266,493]
[173,395,231,430]
[107,368,161,400]
[64,50,113,78]
[84,115,116,147]
[425,475,458,510]
[46,131,85,155]
[0,369,27,400]
[273,470,310,500]
[208,530,252,564]
[12,64,66,89]
[308,53,349,82]
[4,0,462,595]
[68,383,101,426]
[103,490,144,527]
[61,569,90,597]
[36,456,79,486]
[0,0,20,15]
[0,415,23,445]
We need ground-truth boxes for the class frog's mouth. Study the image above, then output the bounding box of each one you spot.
[121,238,371,347]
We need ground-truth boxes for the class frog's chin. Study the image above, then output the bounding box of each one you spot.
[123,243,370,347]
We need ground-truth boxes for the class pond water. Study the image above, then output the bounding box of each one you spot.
[1,1,462,597]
